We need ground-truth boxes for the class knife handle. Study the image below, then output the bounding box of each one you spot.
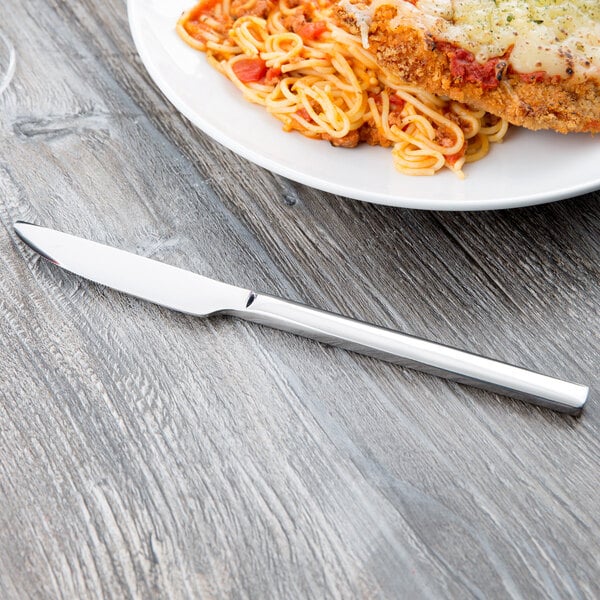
[232,293,589,414]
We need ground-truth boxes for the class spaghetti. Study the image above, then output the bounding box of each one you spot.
[177,0,509,176]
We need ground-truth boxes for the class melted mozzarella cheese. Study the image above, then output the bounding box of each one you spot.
[371,0,600,78]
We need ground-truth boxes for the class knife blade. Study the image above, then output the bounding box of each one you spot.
[14,221,589,414]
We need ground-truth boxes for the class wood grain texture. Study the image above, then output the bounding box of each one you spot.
[0,0,599,598]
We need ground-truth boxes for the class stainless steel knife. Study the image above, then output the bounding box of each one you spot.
[14,221,589,414]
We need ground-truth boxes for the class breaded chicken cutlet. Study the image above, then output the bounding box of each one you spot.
[335,0,600,134]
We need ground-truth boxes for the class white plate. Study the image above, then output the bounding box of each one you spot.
[128,0,600,210]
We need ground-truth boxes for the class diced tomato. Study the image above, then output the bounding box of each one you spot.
[232,58,267,83]
[518,71,546,84]
[389,94,405,111]
[370,93,383,108]
[296,21,328,40]
[265,66,281,84]
[370,92,405,112]
[438,42,508,91]
[445,152,464,167]
[295,107,313,123]
[452,49,500,90]
[445,144,466,167]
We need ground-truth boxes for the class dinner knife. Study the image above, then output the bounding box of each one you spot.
[14,221,589,414]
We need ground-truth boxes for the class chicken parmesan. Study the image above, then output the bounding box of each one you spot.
[336,0,600,133]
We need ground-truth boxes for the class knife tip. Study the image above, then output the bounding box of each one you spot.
[13,221,60,265]
[14,220,34,241]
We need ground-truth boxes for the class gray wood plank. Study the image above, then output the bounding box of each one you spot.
[0,0,598,598]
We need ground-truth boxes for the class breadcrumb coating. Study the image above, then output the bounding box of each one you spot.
[335,3,600,134]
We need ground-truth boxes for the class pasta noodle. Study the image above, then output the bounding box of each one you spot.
[177,0,509,176]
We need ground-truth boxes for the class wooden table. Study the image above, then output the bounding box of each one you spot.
[1,1,599,597]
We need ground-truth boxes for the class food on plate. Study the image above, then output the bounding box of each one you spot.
[335,0,600,134]
[177,0,509,176]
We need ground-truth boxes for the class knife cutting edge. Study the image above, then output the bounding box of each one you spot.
[13,221,589,415]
